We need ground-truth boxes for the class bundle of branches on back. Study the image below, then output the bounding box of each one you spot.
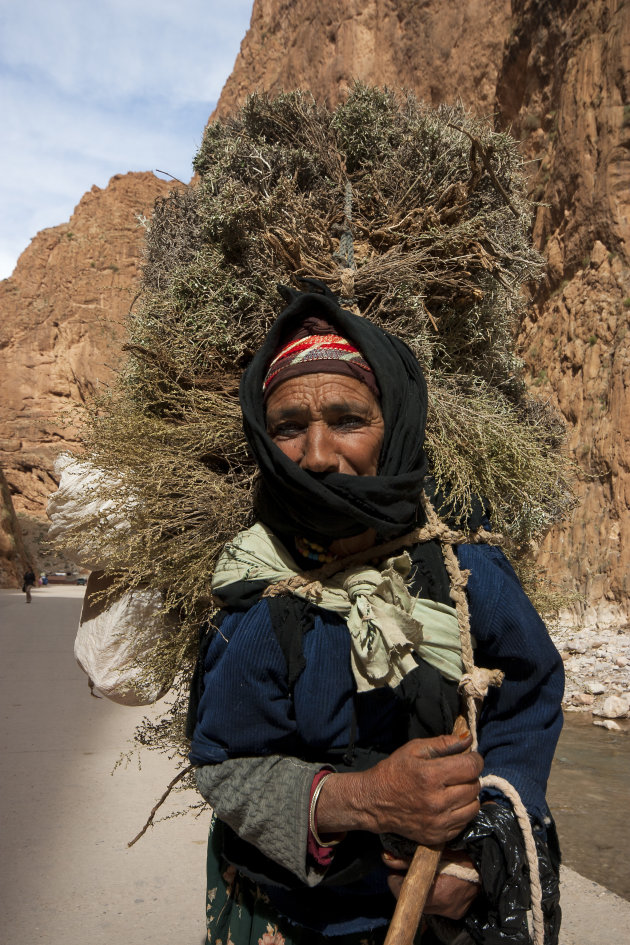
[54,85,571,758]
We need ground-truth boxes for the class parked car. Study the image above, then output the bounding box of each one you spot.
[47,571,82,585]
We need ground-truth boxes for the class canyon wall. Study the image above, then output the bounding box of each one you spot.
[0,467,29,587]
[0,171,172,539]
[213,0,511,118]
[497,0,629,625]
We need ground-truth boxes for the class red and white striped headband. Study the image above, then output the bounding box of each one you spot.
[263,332,380,401]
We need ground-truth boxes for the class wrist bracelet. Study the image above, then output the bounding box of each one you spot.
[309,773,343,848]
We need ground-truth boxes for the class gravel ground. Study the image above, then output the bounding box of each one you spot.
[550,620,630,732]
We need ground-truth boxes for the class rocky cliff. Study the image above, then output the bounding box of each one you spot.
[213,0,511,118]
[0,467,29,587]
[0,171,172,538]
[214,0,630,628]
[495,0,630,626]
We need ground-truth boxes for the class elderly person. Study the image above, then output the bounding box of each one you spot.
[189,282,563,945]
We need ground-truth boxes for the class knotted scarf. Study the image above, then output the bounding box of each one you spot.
[212,522,464,691]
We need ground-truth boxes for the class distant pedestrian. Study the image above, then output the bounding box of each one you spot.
[41,573,48,586]
[23,569,36,603]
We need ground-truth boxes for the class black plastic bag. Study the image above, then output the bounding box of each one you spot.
[453,804,561,945]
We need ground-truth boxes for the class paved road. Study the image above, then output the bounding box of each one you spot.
[1,586,207,945]
[1,586,629,944]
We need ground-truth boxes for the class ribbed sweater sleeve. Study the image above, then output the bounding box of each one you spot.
[458,543,564,825]
[189,601,302,764]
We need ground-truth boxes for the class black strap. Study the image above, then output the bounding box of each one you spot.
[342,694,359,767]
[221,819,383,890]
[396,660,459,740]
[266,595,314,698]
[186,580,270,741]
[185,611,229,740]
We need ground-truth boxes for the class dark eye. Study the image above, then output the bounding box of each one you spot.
[335,414,366,429]
[269,421,304,438]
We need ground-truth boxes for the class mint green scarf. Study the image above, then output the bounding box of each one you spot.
[212,523,465,692]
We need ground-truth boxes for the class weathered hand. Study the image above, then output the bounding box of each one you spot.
[383,850,479,919]
[362,733,483,844]
[317,732,483,846]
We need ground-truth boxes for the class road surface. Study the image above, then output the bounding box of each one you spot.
[1,585,207,944]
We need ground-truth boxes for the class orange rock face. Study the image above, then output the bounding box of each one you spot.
[0,467,29,587]
[498,0,630,626]
[0,172,172,524]
[214,0,511,118]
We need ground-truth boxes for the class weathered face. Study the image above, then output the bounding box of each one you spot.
[265,373,384,476]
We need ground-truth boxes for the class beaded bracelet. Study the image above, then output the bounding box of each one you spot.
[309,773,343,848]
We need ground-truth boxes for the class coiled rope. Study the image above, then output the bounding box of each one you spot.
[264,496,546,943]
[324,180,546,940]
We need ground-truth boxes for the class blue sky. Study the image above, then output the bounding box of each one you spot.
[0,0,254,279]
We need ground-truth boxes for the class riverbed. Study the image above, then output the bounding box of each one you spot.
[547,712,630,900]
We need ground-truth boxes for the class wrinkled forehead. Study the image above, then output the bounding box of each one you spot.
[264,371,383,421]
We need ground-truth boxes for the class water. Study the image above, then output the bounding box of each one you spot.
[547,712,630,900]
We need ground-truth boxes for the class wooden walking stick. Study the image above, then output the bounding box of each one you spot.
[383,715,470,945]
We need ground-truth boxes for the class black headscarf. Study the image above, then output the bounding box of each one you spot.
[239,280,429,543]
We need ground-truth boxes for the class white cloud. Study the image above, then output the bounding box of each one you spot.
[0,0,253,279]
[0,0,252,102]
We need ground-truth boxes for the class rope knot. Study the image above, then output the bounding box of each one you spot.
[458,666,504,701]
[340,267,356,300]
[263,575,323,601]
[452,567,471,590]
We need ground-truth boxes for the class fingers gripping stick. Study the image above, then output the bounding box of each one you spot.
[384,716,472,945]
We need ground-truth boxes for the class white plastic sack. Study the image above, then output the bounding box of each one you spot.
[75,574,177,705]
[47,454,134,571]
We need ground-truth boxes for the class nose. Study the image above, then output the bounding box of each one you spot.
[300,423,339,474]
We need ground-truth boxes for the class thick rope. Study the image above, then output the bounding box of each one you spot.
[420,492,503,748]
[262,500,545,944]
[437,862,480,885]
[261,519,503,599]
[330,183,542,939]
[436,777,545,945]
[481,775,546,945]
[421,492,544,945]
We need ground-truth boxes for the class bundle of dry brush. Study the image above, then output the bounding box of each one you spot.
[56,86,572,759]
